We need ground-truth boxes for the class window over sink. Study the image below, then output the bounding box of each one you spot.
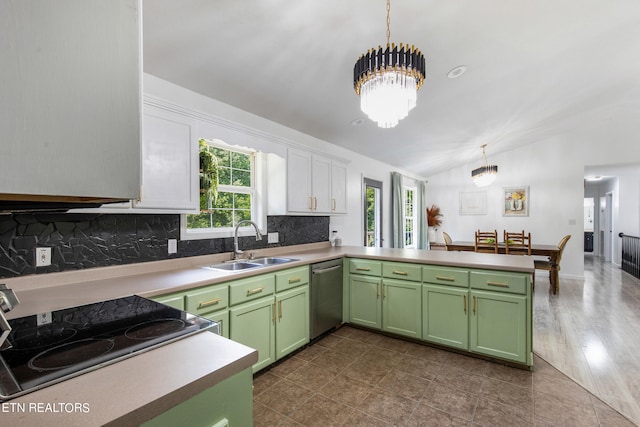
[181,139,266,240]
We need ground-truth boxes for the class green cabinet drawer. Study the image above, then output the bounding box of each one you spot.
[423,266,469,288]
[276,266,310,292]
[185,285,228,315]
[153,293,185,310]
[383,262,422,282]
[349,258,382,276]
[470,271,529,295]
[229,274,275,306]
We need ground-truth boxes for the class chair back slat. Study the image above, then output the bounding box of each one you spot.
[475,229,498,253]
[504,230,531,255]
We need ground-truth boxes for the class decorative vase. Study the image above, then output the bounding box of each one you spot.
[428,227,437,242]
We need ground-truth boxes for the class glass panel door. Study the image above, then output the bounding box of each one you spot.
[363,178,383,247]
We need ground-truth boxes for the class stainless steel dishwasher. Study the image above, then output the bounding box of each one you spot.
[310,259,343,340]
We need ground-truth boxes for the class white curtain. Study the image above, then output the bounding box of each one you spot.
[391,172,404,248]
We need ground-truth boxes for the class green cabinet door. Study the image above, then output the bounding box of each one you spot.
[349,275,382,329]
[422,284,468,350]
[275,285,310,360]
[382,279,422,338]
[469,290,527,363]
[153,294,185,310]
[203,310,229,339]
[230,295,276,373]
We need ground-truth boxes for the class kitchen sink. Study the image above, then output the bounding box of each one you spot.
[202,257,297,272]
[204,262,262,271]
[249,257,298,265]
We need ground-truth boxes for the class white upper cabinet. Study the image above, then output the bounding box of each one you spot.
[0,0,141,203]
[286,148,348,215]
[133,102,199,211]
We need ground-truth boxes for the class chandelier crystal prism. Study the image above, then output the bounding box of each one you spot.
[471,144,498,187]
[353,0,426,128]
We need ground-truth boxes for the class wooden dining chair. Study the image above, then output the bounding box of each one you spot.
[475,229,498,253]
[504,230,531,255]
[535,234,571,294]
[442,232,453,251]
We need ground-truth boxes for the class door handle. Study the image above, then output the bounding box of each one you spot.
[463,294,467,314]
[472,296,476,315]
[278,300,283,320]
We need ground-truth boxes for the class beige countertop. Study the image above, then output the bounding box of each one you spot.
[1,242,533,425]
[1,332,257,427]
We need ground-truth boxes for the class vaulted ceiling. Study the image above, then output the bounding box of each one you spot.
[143,0,640,178]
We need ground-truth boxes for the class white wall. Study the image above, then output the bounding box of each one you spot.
[426,108,640,279]
[143,73,424,248]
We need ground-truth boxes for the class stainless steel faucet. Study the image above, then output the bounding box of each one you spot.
[0,284,20,350]
[234,220,262,259]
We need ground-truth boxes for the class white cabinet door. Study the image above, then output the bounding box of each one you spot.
[133,104,198,211]
[287,149,313,212]
[311,156,332,213]
[286,148,347,214]
[331,161,347,214]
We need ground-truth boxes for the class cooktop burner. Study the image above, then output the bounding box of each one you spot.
[0,295,216,401]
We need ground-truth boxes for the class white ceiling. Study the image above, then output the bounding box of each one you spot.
[143,0,640,178]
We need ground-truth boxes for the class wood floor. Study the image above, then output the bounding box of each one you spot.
[534,254,640,425]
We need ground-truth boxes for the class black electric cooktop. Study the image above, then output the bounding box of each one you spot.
[0,295,216,401]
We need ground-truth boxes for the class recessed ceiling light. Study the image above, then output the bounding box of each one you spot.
[350,118,365,126]
[447,66,467,79]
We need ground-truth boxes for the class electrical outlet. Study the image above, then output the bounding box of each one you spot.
[168,239,178,254]
[35,247,52,267]
[267,232,279,244]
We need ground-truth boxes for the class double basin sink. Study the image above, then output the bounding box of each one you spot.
[203,257,298,272]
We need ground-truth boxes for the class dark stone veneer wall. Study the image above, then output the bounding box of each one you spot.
[0,214,329,279]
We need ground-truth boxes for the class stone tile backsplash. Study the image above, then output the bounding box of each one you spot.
[0,214,329,278]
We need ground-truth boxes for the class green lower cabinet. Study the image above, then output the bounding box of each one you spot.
[230,295,276,373]
[382,279,421,338]
[153,293,185,310]
[469,290,528,363]
[349,275,382,329]
[422,284,468,350]
[203,310,229,339]
[142,367,253,427]
[275,285,310,360]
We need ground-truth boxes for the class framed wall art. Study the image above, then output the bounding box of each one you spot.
[459,191,487,215]
[503,186,529,216]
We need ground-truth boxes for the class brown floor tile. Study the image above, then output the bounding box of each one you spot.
[534,389,600,426]
[485,361,534,387]
[394,353,441,381]
[360,345,404,367]
[533,370,594,406]
[421,382,479,421]
[479,377,534,414]
[253,371,282,396]
[403,341,454,362]
[286,362,337,391]
[314,333,342,349]
[288,394,354,427]
[433,363,486,395]
[341,356,392,386]
[340,410,390,427]
[378,369,431,401]
[319,374,372,406]
[253,401,287,427]
[357,387,419,424]
[294,343,328,361]
[473,397,533,427]
[330,337,371,357]
[269,355,309,378]
[402,402,474,426]
[254,379,312,416]
[591,396,637,426]
[437,350,492,376]
[308,349,354,375]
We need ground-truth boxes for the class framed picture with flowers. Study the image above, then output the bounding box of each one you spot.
[503,186,529,216]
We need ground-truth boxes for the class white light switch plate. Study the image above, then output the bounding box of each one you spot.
[267,232,279,244]
[35,247,52,267]
[168,239,178,254]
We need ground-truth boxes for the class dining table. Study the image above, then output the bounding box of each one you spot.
[447,241,561,294]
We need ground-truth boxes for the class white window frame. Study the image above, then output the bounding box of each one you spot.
[180,139,266,240]
[403,185,417,249]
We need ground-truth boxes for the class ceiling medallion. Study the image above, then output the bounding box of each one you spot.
[353,0,426,128]
[471,144,498,187]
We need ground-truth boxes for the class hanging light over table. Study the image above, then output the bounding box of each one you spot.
[471,144,498,187]
[353,0,426,128]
